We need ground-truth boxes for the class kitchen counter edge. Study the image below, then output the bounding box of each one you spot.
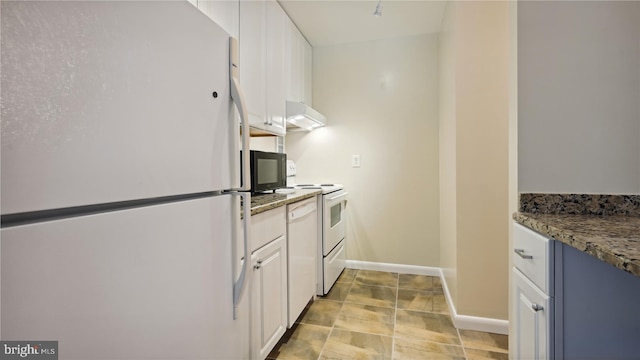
[513,212,640,278]
[250,189,322,216]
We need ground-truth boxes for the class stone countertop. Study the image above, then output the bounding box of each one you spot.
[250,188,322,216]
[514,194,640,278]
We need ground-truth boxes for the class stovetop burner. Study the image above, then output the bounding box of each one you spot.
[296,183,335,187]
[292,183,344,194]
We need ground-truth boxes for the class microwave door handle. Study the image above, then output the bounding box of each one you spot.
[229,37,250,192]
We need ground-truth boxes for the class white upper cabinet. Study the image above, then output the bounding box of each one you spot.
[196,0,240,39]
[284,18,301,103]
[240,0,269,133]
[303,39,312,106]
[239,0,286,136]
[285,19,312,106]
[265,0,287,135]
[196,0,297,137]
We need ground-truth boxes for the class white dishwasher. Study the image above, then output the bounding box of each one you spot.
[286,196,318,327]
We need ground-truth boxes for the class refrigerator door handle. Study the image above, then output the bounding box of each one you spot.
[232,192,251,319]
[229,37,251,192]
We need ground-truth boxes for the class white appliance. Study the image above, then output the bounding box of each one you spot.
[285,101,327,131]
[294,184,347,295]
[285,161,347,295]
[286,197,317,327]
[0,2,252,359]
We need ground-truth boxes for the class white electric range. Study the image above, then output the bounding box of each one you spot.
[292,183,347,295]
[286,160,348,296]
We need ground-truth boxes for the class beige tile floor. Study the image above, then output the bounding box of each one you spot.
[268,269,508,360]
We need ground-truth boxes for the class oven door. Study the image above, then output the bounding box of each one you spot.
[323,190,348,256]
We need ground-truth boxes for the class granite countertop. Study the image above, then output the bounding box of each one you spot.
[513,194,640,278]
[250,188,322,216]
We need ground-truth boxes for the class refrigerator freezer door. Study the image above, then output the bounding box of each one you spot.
[1,196,249,359]
[1,1,240,214]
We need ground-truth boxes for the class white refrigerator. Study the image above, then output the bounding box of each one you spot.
[0,1,252,359]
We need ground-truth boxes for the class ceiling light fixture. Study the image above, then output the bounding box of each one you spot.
[373,0,383,17]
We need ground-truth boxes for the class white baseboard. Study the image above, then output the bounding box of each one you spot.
[345,260,509,335]
[454,314,509,335]
[437,268,509,335]
[345,260,441,277]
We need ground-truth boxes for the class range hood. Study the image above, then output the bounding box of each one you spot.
[286,101,327,131]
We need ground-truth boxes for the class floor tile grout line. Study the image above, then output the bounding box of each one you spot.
[280,270,506,359]
[463,344,510,354]
[328,270,398,357]
[316,269,357,360]
[391,272,399,360]
[456,327,469,359]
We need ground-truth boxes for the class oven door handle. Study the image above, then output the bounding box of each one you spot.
[327,192,348,202]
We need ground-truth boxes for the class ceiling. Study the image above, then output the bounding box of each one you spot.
[278,0,447,47]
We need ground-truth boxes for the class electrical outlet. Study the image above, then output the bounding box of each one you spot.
[352,154,361,168]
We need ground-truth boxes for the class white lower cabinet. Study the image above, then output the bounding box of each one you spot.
[250,208,287,360]
[512,268,551,360]
[511,223,554,360]
[512,222,640,359]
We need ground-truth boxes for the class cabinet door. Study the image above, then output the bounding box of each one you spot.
[285,19,303,103]
[511,268,552,360]
[303,38,313,106]
[240,0,268,131]
[265,0,286,135]
[197,0,240,39]
[251,235,287,360]
[285,22,312,106]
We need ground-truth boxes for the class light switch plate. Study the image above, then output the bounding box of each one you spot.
[352,154,361,168]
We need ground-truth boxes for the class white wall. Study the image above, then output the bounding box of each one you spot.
[439,0,510,322]
[250,137,278,152]
[286,34,440,267]
[456,1,510,321]
[439,0,458,305]
[518,1,640,194]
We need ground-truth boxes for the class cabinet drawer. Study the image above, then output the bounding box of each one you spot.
[252,206,286,252]
[321,241,346,296]
[513,222,554,295]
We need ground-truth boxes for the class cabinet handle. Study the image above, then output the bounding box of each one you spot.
[514,248,533,259]
[253,260,263,270]
[531,303,543,312]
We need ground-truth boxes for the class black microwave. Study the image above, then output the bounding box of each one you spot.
[246,150,287,193]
